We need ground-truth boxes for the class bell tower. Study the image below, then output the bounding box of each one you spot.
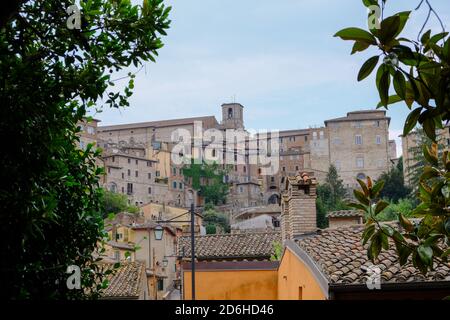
[221,103,244,130]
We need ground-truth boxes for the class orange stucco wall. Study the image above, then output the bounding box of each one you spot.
[277,248,326,300]
[183,269,278,300]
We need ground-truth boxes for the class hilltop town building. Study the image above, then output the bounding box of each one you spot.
[91,103,396,213]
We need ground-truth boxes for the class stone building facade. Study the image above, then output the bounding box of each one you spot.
[325,110,395,189]
[92,104,396,213]
[402,126,450,186]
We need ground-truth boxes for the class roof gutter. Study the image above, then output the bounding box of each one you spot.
[329,280,450,293]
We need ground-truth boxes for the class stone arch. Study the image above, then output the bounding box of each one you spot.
[268,193,280,205]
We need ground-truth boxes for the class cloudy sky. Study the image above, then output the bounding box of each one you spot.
[93,0,450,156]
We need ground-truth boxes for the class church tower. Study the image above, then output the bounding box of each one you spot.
[221,103,244,130]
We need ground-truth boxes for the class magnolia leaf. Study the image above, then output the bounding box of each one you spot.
[354,189,370,206]
[393,70,406,99]
[370,180,385,198]
[334,28,377,44]
[399,213,414,232]
[417,245,433,266]
[403,108,421,136]
[374,200,389,215]
[358,56,379,81]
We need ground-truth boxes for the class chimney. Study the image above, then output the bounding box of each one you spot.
[281,172,317,240]
[281,194,290,241]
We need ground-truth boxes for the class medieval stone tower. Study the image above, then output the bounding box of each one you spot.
[221,103,244,130]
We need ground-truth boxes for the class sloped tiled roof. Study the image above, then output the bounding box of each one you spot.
[98,116,218,131]
[327,210,363,218]
[294,225,450,285]
[178,232,281,261]
[102,262,145,299]
[325,110,389,124]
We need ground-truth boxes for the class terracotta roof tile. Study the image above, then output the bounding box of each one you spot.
[178,232,281,261]
[294,225,450,285]
[327,210,364,218]
[102,261,145,299]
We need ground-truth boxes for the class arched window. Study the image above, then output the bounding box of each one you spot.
[228,108,233,119]
[356,173,366,180]
[268,194,280,204]
[108,182,117,193]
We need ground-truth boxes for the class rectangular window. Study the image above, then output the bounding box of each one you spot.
[156,171,160,177]
[356,157,364,168]
[335,160,341,170]
[128,169,131,176]
[354,121,362,128]
[172,181,177,189]
[108,167,111,174]
[127,183,133,195]
[157,279,164,291]
[128,158,131,164]
[148,173,152,179]
[135,159,138,165]
[135,171,138,177]
[282,167,286,172]
[122,172,124,179]
[121,186,124,193]
[147,161,151,167]
[355,135,363,145]
[112,156,115,162]
[374,120,381,127]
[376,135,381,145]
[148,187,152,194]
[377,159,384,168]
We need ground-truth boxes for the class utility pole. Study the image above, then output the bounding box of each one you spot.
[153,248,157,300]
[190,203,196,300]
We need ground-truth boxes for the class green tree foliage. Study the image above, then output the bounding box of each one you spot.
[270,241,284,261]
[202,204,230,234]
[0,0,170,299]
[405,128,448,189]
[100,189,139,218]
[316,165,348,229]
[378,157,412,202]
[335,0,450,142]
[376,198,416,221]
[183,161,230,205]
[338,0,449,274]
